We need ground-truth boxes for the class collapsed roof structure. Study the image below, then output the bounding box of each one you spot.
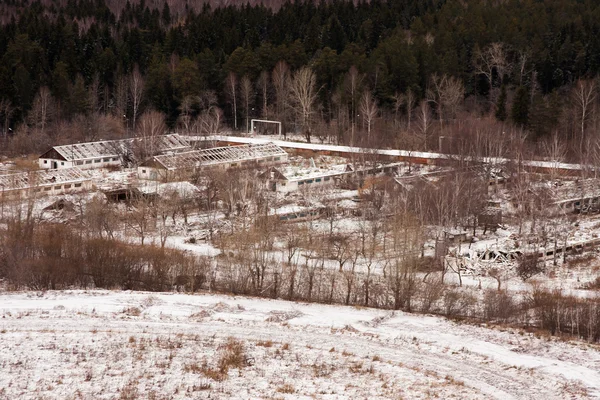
[0,168,92,199]
[39,134,191,170]
[138,142,288,180]
[147,142,287,171]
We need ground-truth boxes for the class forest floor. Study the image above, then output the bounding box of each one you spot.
[0,290,599,399]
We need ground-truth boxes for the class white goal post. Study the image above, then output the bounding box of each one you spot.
[250,119,282,137]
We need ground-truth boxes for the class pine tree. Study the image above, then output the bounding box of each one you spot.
[495,84,507,121]
[161,3,171,27]
[511,85,529,127]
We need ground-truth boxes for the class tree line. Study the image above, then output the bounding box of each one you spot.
[1,0,600,157]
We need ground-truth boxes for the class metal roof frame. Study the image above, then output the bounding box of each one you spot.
[151,142,288,171]
[0,168,91,192]
[42,134,191,162]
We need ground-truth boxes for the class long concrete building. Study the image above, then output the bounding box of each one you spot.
[0,168,93,200]
[138,142,288,181]
[38,134,191,170]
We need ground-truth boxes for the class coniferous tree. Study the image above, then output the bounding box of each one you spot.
[495,84,507,121]
[161,3,171,26]
[511,85,529,127]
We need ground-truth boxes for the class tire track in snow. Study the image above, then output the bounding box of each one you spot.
[2,317,588,400]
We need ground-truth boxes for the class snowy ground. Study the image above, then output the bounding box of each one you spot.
[0,291,599,399]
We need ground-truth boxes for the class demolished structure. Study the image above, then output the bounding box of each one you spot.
[38,134,191,170]
[138,142,288,181]
[0,168,92,200]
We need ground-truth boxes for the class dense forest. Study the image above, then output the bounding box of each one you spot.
[1,0,600,158]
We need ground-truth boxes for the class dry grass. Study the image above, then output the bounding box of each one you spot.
[256,340,273,347]
[277,383,295,394]
[217,337,246,371]
[581,276,600,290]
[119,379,139,400]
[122,307,142,316]
[183,362,203,374]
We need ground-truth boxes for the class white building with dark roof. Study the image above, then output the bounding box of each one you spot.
[38,134,191,170]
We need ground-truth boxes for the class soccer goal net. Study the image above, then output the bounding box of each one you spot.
[250,119,282,137]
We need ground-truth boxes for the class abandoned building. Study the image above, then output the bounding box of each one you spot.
[38,134,191,170]
[0,168,93,200]
[261,163,401,193]
[138,142,288,181]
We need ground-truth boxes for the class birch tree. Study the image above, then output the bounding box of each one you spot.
[129,64,144,131]
[345,66,363,134]
[288,66,319,143]
[257,70,270,118]
[225,72,238,130]
[416,100,433,147]
[239,75,254,133]
[359,89,378,140]
[571,79,597,150]
[29,86,54,134]
[272,61,289,129]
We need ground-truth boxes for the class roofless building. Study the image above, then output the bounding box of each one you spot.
[0,168,92,200]
[38,134,191,170]
[138,142,288,181]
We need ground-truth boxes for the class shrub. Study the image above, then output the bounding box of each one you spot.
[217,338,247,372]
[483,290,517,322]
[517,253,544,281]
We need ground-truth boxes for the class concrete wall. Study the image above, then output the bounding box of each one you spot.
[138,166,167,181]
[39,159,73,169]
[39,157,120,170]
[0,179,93,201]
[138,154,289,181]
[274,176,337,193]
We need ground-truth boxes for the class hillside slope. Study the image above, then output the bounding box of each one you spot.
[0,290,598,399]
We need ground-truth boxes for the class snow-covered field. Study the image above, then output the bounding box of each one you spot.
[0,291,599,399]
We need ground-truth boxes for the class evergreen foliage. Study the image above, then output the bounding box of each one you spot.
[511,86,529,127]
[495,85,507,122]
[0,0,598,134]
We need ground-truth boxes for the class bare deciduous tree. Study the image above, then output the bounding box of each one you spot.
[288,67,319,143]
[473,42,511,89]
[239,75,254,133]
[272,61,289,127]
[571,79,597,151]
[125,197,153,245]
[195,106,223,136]
[257,70,270,118]
[427,73,464,131]
[416,100,433,148]
[178,95,196,134]
[543,132,567,180]
[129,64,145,131]
[225,72,238,130]
[345,66,363,137]
[402,88,416,131]
[135,110,166,160]
[359,89,378,140]
[28,86,54,134]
